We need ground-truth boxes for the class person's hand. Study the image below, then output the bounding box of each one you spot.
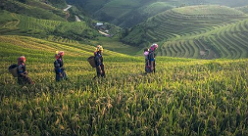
[59,73,63,77]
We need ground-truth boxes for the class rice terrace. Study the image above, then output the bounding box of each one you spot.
[0,0,248,135]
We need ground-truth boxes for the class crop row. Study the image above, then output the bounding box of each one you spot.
[175,5,246,17]
[157,14,248,59]
[145,6,245,43]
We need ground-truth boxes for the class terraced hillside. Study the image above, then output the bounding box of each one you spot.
[236,6,248,14]
[0,35,127,59]
[0,11,99,41]
[1,1,248,135]
[66,0,175,27]
[123,5,248,59]
[158,18,248,59]
[0,10,140,55]
[1,35,248,135]
[194,0,248,7]
[67,0,248,28]
[0,0,67,21]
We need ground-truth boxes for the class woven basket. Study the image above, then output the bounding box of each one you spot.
[8,64,18,77]
[87,56,96,68]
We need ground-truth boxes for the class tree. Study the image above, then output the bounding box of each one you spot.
[18,0,26,3]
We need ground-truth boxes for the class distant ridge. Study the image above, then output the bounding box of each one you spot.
[121,5,248,59]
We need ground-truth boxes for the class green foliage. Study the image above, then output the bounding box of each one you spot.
[0,35,248,135]
[54,22,98,40]
[67,0,248,28]
[0,11,16,25]
[68,0,173,27]
[0,11,99,42]
[46,0,67,8]
[1,0,66,21]
[237,5,248,14]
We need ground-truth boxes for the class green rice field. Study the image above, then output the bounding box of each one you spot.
[0,35,248,135]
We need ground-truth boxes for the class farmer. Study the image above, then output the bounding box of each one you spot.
[147,43,159,73]
[54,51,67,81]
[17,56,34,85]
[94,45,105,78]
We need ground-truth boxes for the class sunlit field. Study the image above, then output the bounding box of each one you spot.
[0,36,248,135]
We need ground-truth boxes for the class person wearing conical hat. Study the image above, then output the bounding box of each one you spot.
[93,45,105,78]
[54,51,67,81]
[17,56,34,85]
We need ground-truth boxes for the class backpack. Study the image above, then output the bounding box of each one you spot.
[8,64,18,77]
[87,56,96,68]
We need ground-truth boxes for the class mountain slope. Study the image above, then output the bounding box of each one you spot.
[0,0,67,21]
[0,35,127,58]
[0,11,99,41]
[122,5,248,59]
[66,0,174,27]
[1,0,248,59]
[66,0,248,28]
[122,5,247,44]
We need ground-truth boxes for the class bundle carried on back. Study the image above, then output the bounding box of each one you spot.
[87,56,96,68]
[8,64,18,77]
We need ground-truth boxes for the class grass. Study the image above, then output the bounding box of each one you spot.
[0,35,248,135]
[1,2,248,134]
[0,11,98,41]
[4,0,66,21]
[97,36,142,55]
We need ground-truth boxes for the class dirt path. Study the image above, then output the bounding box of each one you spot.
[63,5,72,11]
[75,15,81,22]
[99,30,110,37]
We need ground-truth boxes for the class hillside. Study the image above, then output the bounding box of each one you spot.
[0,0,128,52]
[1,35,248,135]
[62,0,248,59]
[236,5,248,14]
[0,1,248,135]
[1,0,248,60]
[66,0,248,28]
[197,0,248,7]
[66,0,174,27]
[0,10,100,42]
[158,19,248,59]
[0,0,67,21]
[122,5,248,59]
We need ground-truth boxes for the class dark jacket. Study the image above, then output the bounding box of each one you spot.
[94,53,103,66]
[54,58,63,74]
[94,52,105,78]
[148,51,156,61]
[17,63,26,77]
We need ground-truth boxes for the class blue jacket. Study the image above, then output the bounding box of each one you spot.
[54,58,63,73]
[94,53,103,66]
